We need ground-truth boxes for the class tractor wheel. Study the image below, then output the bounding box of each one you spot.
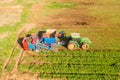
[67,43,78,50]
[81,43,89,50]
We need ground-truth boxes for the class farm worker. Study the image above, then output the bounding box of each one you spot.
[57,31,66,37]
[39,33,44,43]
[30,33,39,51]
[35,36,40,52]
[31,33,37,44]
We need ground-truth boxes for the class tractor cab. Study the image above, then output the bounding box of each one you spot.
[71,33,80,39]
[70,33,81,42]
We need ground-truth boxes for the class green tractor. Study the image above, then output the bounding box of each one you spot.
[67,33,91,50]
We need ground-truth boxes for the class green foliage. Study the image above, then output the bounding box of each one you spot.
[19,50,120,80]
[46,2,76,9]
[16,0,23,4]
[0,26,15,34]
[16,0,40,5]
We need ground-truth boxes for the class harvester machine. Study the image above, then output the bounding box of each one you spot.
[22,29,60,52]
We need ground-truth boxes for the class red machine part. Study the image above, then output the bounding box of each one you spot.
[22,37,30,50]
[32,38,37,44]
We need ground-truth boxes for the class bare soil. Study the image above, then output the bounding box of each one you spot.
[2,71,41,80]
[31,0,106,30]
[0,5,23,27]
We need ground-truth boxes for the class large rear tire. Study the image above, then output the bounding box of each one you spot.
[67,43,78,50]
[81,43,89,50]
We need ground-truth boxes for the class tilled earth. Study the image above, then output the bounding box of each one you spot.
[32,0,105,30]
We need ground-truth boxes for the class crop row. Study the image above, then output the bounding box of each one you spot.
[38,50,120,58]
[20,50,120,80]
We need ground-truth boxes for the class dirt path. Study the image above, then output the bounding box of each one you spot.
[32,0,102,30]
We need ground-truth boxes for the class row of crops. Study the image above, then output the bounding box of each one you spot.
[20,50,120,80]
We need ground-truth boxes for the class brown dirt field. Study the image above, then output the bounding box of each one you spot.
[31,0,106,30]
[30,2,48,27]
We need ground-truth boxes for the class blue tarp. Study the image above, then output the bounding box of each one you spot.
[44,38,56,44]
